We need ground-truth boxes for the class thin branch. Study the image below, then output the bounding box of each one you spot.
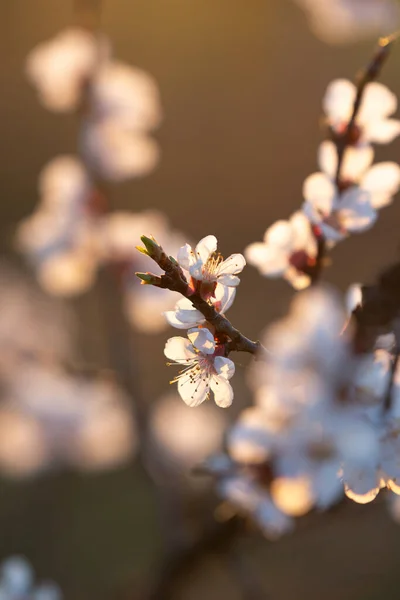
[136,239,265,357]
[334,35,396,186]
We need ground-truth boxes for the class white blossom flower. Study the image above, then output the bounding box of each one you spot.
[164,283,236,329]
[245,211,317,289]
[38,156,91,214]
[89,60,162,131]
[293,0,400,45]
[26,28,102,112]
[323,79,400,143]
[0,557,62,600]
[177,235,246,300]
[164,327,235,407]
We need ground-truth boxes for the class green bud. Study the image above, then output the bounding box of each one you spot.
[135,272,161,286]
[140,235,161,258]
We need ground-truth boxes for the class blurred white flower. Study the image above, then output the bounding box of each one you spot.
[318,141,400,208]
[302,170,377,242]
[38,156,91,214]
[81,121,159,181]
[177,235,246,300]
[89,60,162,131]
[294,0,400,45]
[245,211,317,289]
[0,556,62,600]
[323,79,400,144]
[218,476,294,539]
[164,327,235,407]
[148,392,226,473]
[0,365,137,475]
[26,28,102,112]
[165,284,236,330]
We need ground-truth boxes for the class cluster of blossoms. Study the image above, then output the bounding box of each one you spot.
[202,287,400,537]
[0,556,61,600]
[293,0,400,44]
[163,235,245,407]
[18,28,185,333]
[245,78,400,288]
[0,265,136,478]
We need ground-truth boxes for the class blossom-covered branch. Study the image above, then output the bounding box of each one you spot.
[136,234,262,357]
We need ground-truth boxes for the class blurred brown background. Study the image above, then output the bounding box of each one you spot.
[1,1,400,598]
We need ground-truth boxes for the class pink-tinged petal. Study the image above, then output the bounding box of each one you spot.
[323,79,356,124]
[245,243,288,276]
[363,118,400,144]
[178,376,209,407]
[210,375,234,408]
[302,172,336,214]
[264,220,293,250]
[195,235,217,264]
[217,274,240,287]
[164,307,204,329]
[216,253,246,276]
[164,336,196,361]
[339,188,377,233]
[214,356,235,380]
[361,162,400,209]
[357,82,397,124]
[188,327,215,354]
[216,285,236,313]
[177,243,196,271]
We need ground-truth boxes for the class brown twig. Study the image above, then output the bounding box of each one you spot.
[136,238,265,357]
[312,36,397,283]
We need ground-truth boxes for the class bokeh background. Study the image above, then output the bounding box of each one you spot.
[1,1,400,598]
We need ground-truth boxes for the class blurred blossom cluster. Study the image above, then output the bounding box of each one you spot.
[0,556,61,600]
[246,78,400,288]
[294,0,400,44]
[0,265,136,478]
[201,287,400,537]
[19,27,180,334]
[26,27,161,179]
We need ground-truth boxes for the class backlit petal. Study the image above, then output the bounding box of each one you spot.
[323,79,356,124]
[357,82,397,124]
[214,356,235,380]
[210,375,234,408]
[188,327,215,354]
[164,336,196,361]
[195,235,217,264]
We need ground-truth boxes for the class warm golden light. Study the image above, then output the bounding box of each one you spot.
[270,476,314,516]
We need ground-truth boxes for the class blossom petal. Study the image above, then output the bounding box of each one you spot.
[177,376,209,407]
[216,253,246,276]
[245,243,288,276]
[210,375,234,408]
[289,211,317,256]
[357,82,397,124]
[164,304,205,329]
[217,274,240,286]
[363,118,400,144]
[164,336,196,361]
[318,141,338,179]
[215,283,236,313]
[188,327,215,354]
[264,220,294,250]
[214,356,235,380]
[323,79,356,124]
[339,188,377,233]
[361,162,400,208]
[177,243,196,271]
[341,145,374,181]
[195,235,217,264]
[302,172,336,214]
